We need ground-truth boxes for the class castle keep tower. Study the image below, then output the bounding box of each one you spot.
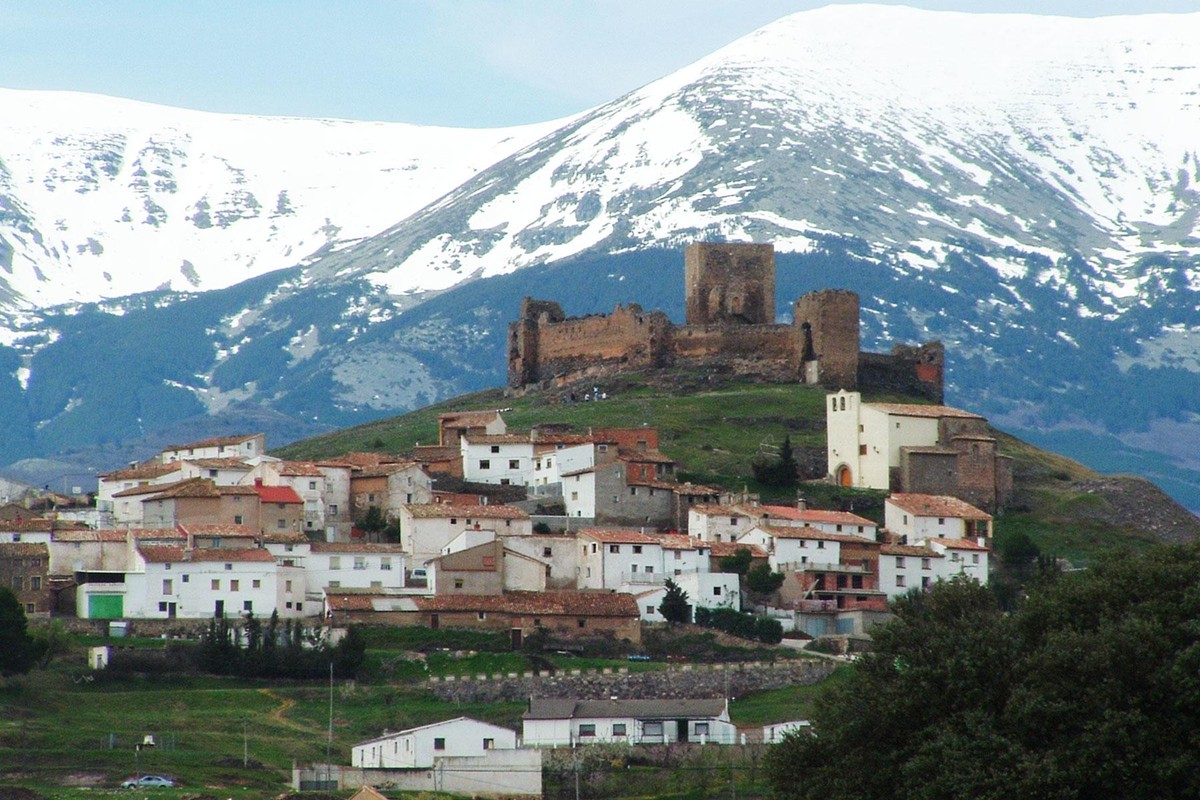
[793,290,860,390]
[684,243,776,326]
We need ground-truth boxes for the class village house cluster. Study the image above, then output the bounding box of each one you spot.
[2,388,999,643]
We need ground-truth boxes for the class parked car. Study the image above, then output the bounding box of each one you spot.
[121,775,175,789]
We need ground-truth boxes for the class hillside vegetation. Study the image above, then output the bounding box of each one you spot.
[276,370,1200,564]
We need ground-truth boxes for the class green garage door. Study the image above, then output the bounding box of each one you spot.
[88,594,123,619]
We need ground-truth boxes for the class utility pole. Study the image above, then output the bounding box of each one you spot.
[327,660,334,787]
[243,720,248,767]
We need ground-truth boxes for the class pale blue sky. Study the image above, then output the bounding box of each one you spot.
[3,1,1200,127]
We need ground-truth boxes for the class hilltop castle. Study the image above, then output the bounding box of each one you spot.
[508,243,944,401]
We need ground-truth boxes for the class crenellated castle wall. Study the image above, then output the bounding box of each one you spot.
[508,243,944,402]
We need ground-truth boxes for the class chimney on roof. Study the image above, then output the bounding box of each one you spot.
[796,496,808,512]
[129,461,138,469]
[254,478,263,487]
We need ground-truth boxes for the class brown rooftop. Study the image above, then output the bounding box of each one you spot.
[886,493,991,520]
[416,590,638,617]
[866,403,982,420]
[402,503,529,520]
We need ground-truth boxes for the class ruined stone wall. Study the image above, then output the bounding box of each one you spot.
[793,290,860,390]
[509,301,672,388]
[684,243,776,326]
[668,324,799,378]
[858,341,945,404]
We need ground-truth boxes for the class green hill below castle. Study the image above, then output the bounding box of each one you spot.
[275,369,1200,564]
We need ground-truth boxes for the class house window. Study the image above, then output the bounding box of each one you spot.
[836,524,843,532]
[509,459,519,469]
[162,579,173,595]
[859,444,867,455]
[612,723,627,736]
[284,580,292,592]
[632,545,643,554]
[817,541,825,549]
[483,738,495,750]
[972,554,980,564]
[225,563,233,570]
[922,577,931,589]
[674,551,682,560]
[330,557,341,570]
[579,724,596,737]
[243,600,252,612]
[477,611,486,620]
[367,493,377,503]
[591,543,597,554]
[231,580,240,591]
[182,575,189,583]
[543,547,552,558]
[434,735,445,751]
[577,618,586,628]
[454,579,465,589]
[645,566,654,574]
[571,492,578,501]
[647,605,655,614]
[329,504,338,515]
[354,557,367,570]
[695,722,710,736]
[234,515,244,524]
[25,603,34,614]
[897,575,906,588]
[938,518,945,525]
[328,581,339,588]
[211,579,220,590]
[713,586,722,596]
[921,558,931,570]
[209,469,218,477]
[309,481,318,490]
[610,544,619,554]
[490,445,500,454]
[277,518,286,529]
[30,576,41,590]
[644,722,663,737]
[479,460,491,469]
[450,518,458,525]
[381,558,392,571]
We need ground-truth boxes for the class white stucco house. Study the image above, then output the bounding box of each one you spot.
[884,493,992,543]
[523,699,735,746]
[351,717,517,769]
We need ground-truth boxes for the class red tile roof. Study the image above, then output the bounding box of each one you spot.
[928,537,990,551]
[756,505,876,527]
[439,410,503,427]
[164,433,263,450]
[255,484,303,504]
[184,458,252,470]
[311,542,405,553]
[51,529,129,542]
[866,403,982,420]
[707,540,768,559]
[578,529,659,545]
[755,525,878,545]
[146,478,221,500]
[881,543,941,557]
[98,461,181,481]
[180,523,258,538]
[140,546,275,563]
[402,503,529,520]
[279,461,324,477]
[886,494,991,520]
[112,477,205,498]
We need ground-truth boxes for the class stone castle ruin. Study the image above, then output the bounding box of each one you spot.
[508,243,943,400]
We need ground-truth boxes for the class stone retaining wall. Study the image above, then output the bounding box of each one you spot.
[427,659,836,703]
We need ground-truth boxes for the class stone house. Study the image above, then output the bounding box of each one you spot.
[0,542,51,617]
[414,590,641,648]
[349,462,433,523]
[424,537,549,596]
[438,410,507,449]
[826,390,1013,511]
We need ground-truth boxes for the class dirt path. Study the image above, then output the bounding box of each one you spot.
[258,688,317,734]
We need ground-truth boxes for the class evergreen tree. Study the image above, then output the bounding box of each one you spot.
[658,579,691,623]
[0,587,40,678]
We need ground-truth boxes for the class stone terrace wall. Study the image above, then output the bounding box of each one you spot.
[427,659,835,704]
[668,324,799,378]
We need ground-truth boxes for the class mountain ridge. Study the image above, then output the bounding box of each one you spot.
[1,5,1199,512]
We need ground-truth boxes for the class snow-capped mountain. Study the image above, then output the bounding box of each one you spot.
[0,88,558,309]
[3,5,1200,508]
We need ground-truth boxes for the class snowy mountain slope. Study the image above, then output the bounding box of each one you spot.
[4,5,1200,510]
[302,4,1200,309]
[0,88,560,309]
